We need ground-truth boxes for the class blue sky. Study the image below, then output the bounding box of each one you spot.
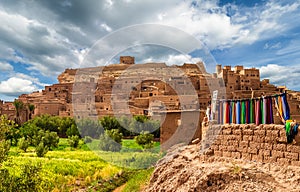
[0,0,300,101]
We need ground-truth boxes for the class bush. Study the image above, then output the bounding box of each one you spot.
[106,129,122,143]
[66,124,80,137]
[18,137,29,152]
[32,130,59,150]
[84,136,93,143]
[0,140,10,164]
[68,135,80,148]
[134,131,154,149]
[0,163,48,191]
[35,142,49,157]
[77,118,103,138]
[98,130,122,152]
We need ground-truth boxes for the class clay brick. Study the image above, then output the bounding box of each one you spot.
[291,161,300,167]
[225,135,236,140]
[238,146,248,153]
[253,135,265,143]
[221,140,230,146]
[214,150,222,157]
[284,152,299,161]
[287,145,300,153]
[243,129,254,135]
[243,135,253,141]
[277,135,287,143]
[213,139,221,145]
[210,144,219,151]
[249,142,260,150]
[273,144,287,151]
[227,145,236,152]
[259,149,271,156]
[251,154,263,162]
[261,143,273,150]
[240,141,249,148]
[223,151,231,158]
[272,150,284,158]
[248,147,258,154]
[254,130,266,136]
[263,156,277,163]
[232,152,241,159]
[242,153,251,161]
[218,145,227,151]
[264,136,274,143]
[275,125,285,130]
[222,129,232,135]
[266,130,279,137]
[233,129,242,135]
[228,140,239,147]
[277,158,290,166]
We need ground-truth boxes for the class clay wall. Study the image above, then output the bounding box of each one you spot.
[157,110,205,150]
[203,124,300,166]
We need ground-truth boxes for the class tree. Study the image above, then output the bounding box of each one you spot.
[98,129,122,152]
[99,116,121,131]
[13,100,24,125]
[129,115,160,137]
[77,118,103,138]
[0,115,13,164]
[134,131,154,149]
[27,104,35,120]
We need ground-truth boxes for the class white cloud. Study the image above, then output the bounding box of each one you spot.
[0,62,13,71]
[100,23,112,32]
[259,64,300,89]
[165,54,202,65]
[0,77,37,96]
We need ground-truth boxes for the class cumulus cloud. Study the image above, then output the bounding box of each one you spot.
[259,64,300,89]
[0,0,299,99]
[0,77,37,96]
[0,62,13,71]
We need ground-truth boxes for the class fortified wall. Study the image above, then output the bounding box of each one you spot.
[202,123,300,166]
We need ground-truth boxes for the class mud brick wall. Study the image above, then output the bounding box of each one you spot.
[202,124,300,166]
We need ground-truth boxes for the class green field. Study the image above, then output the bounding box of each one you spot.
[4,138,161,192]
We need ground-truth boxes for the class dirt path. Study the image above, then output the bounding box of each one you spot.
[113,183,126,192]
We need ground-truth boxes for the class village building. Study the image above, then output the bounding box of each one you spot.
[1,56,300,147]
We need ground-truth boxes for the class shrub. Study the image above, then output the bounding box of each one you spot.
[98,130,122,152]
[68,135,80,148]
[84,136,93,143]
[0,140,10,164]
[35,142,49,157]
[106,129,122,144]
[0,163,47,191]
[66,124,80,137]
[134,131,154,149]
[77,118,103,138]
[32,130,59,150]
[18,137,29,152]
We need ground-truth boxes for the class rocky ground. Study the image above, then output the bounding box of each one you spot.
[144,143,300,192]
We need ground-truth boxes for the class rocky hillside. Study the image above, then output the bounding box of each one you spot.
[144,143,300,192]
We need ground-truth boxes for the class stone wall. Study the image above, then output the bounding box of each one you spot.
[202,123,300,166]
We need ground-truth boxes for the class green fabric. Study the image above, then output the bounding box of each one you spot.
[241,101,245,124]
[261,99,265,124]
[250,100,254,123]
[285,121,291,135]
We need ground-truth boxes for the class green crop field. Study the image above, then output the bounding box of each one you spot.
[3,138,161,192]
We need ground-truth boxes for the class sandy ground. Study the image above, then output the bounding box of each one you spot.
[144,144,300,192]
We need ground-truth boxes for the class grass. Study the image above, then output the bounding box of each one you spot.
[4,138,160,191]
[122,168,154,192]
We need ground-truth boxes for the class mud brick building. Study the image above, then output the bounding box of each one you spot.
[1,56,300,146]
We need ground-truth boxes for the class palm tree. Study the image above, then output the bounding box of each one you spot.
[28,104,35,120]
[13,100,24,125]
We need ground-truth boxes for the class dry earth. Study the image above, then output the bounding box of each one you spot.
[144,143,300,192]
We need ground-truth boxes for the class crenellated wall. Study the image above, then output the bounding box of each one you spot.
[202,123,300,166]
